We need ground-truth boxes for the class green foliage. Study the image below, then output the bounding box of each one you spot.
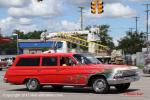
[137,64,144,69]
[117,31,146,54]
[0,41,17,54]
[0,30,47,55]
[85,25,115,52]
[13,29,47,39]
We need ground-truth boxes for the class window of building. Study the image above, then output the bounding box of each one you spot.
[42,57,57,66]
[16,58,40,66]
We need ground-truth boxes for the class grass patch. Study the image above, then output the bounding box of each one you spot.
[137,64,144,69]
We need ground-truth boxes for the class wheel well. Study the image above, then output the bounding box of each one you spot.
[23,78,30,84]
[87,75,107,86]
[23,78,41,84]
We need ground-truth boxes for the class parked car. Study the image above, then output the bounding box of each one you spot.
[4,53,140,94]
[0,59,8,71]
[143,64,150,74]
[6,58,14,67]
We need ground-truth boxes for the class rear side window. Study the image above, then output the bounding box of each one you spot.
[16,58,40,66]
[42,57,57,66]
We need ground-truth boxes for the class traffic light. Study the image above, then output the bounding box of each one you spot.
[37,0,43,2]
[97,0,104,14]
[91,1,96,14]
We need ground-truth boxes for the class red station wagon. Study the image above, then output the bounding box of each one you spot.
[4,53,140,94]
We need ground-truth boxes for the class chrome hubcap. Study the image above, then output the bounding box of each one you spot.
[94,80,106,91]
[28,80,37,90]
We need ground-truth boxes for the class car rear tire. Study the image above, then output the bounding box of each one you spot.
[26,78,41,92]
[52,85,64,90]
[92,78,110,94]
[0,68,2,71]
[115,83,130,92]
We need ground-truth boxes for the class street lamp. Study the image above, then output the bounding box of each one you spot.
[12,34,19,55]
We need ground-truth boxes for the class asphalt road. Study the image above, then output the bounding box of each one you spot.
[0,70,150,100]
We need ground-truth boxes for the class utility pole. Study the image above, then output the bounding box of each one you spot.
[144,4,150,51]
[133,16,139,33]
[79,6,85,31]
[0,28,1,36]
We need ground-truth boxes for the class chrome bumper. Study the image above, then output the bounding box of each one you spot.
[107,75,140,85]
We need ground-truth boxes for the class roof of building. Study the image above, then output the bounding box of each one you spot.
[19,41,63,48]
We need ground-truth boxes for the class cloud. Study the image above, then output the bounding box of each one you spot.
[67,0,121,6]
[19,18,32,25]
[46,20,80,32]
[129,0,150,2]
[17,24,38,33]
[104,3,137,18]
[85,3,137,18]
[0,0,28,7]
[67,0,90,6]
[61,20,80,31]
[113,39,119,46]
[0,17,37,35]
[0,16,80,36]
[0,17,16,35]
[8,0,62,18]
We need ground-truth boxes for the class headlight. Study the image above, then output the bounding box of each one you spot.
[113,70,124,78]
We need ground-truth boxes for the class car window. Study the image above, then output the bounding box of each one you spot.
[16,58,40,66]
[42,57,57,66]
[60,57,76,66]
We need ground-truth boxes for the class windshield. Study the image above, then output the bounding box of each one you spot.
[73,54,101,65]
[56,42,63,49]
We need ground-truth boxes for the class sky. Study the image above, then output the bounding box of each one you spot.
[0,0,150,45]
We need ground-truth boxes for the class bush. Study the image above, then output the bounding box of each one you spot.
[137,64,144,69]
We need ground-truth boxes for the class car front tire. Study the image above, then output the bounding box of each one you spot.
[26,78,41,91]
[115,83,130,92]
[92,78,110,94]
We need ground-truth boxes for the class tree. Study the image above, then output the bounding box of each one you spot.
[13,29,47,39]
[85,25,115,51]
[96,25,115,50]
[0,29,47,55]
[117,31,146,54]
[0,40,17,54]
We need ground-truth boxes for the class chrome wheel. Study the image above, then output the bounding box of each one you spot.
[26,79,40,91]
[92,78,109,94]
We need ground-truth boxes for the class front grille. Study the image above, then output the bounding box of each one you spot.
[114,70,137,79]
[122,70,137,77]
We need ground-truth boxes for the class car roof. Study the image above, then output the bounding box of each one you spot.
[17,53,78,57]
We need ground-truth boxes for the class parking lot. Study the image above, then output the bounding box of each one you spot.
[0,70,150,100]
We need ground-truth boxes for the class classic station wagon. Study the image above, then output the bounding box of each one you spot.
[4,53,140,93]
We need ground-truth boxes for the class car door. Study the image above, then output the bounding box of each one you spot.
[38,56,63,84]
[13,57,40,83]
[58,56,88,85]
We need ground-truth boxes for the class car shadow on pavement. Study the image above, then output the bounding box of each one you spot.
[7,86,140,94]
[142,75,150,77]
